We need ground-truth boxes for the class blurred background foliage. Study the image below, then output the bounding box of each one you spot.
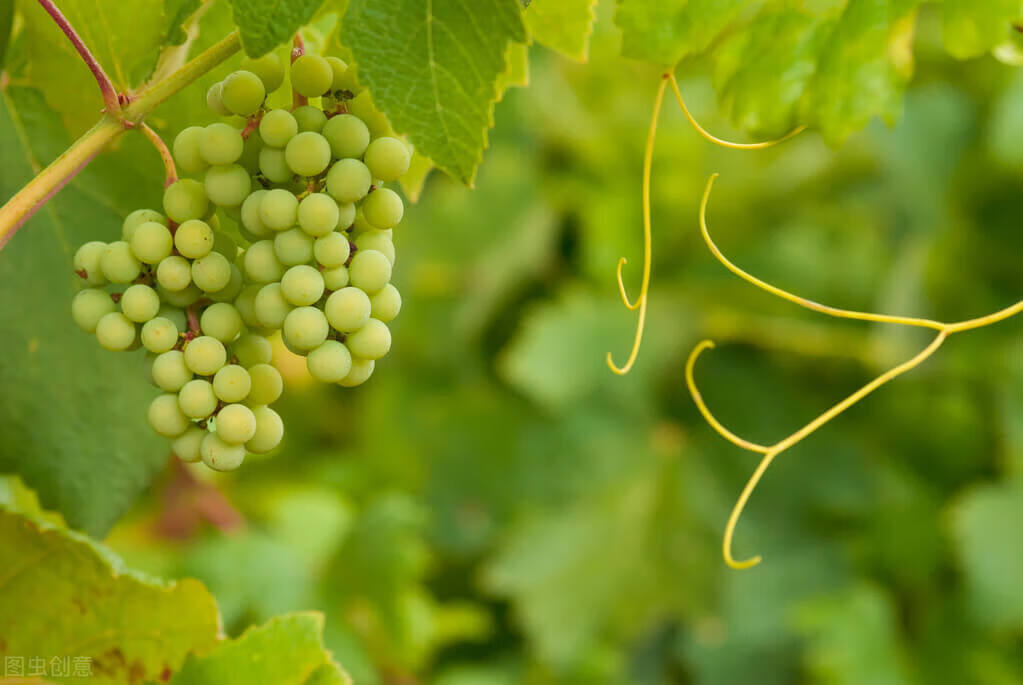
[8,1,1023,683]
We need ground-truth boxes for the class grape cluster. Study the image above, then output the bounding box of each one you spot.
[70,50,407,471]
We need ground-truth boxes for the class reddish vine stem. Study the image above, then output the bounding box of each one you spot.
[240,114,262,140]
[138,122,178,187]
[36,0,122,116]
[290,33,308,108]
[186,304,201,336]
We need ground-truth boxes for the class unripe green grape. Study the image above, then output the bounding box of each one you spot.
[306,340,352,383]
[285,131,331,177]
[362,188,404,229]
[325,287,370,331]
[325,158,371,203]
[283,306,328,351]
[242,52,285,92]
[121,284,161,323]
[247,363,283,405]
[246,406,283,453]
[212,364,252,404]
[313,232,350,268]
[157,304,188,332]
[141,316,179,353]
[333,59,361,94]
[156,255,192,291]
[322,265,350,290]
[184,335,227,376]
[201,432,246,471]
[259,188,299,230]
[258,147,293,184]
[346,318,391,359]
[292,105,327,133]
[240,190,271,238]
[291,54,333,97]
[232,334,272,367]
[206,81,231,116]
[158,283,203,308]
[130,221,174,264]
[322,114,369,159]
[281,264,325,306]
[209,264,244,302]
[149,394,191,437]
[274,228,314,266]
[260,108,298,147]
[254,283,293,328]
[297,193,339,237]
[212,230,238,259]
[221,69,265,116]
[95,312,136,351]
[152,350,193,392]
[369,283,401,322]
[179,378,218,418]
[172,219,212,259]
[173,126,209,175]
[200,302,243,342]
[71,288,116,333]
[205,164,251,207]
[242,240,285,283]
[348,249,391,294]
[101,241,141,284]
[355,229,395,264]
[239,130,263,176]
[338,358,374,387]
[364,137,410,181]
[164,179,209,223]
[325,56,349,90]
[200,122,244,166]
[336,202,356,230]
[351,206,375,235]
[172,426,206,463]
[74,241,108,286]
[191,252,232,293]
[234,284,262,329]
[122,209,167,242]
[215,403,257,444]
[349,91,393,138]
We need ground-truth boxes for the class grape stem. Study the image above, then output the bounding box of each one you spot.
[138,123,178,188]
[186,304,201,336]
[240,114,262,140]
[290,33,308,108]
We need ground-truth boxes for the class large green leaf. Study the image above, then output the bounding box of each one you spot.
[0,86,167,537]
[228,0,326,56]
[0,508,220,684]
[342,0,527,185]
[615,0,761,66]
[524,0,597,62]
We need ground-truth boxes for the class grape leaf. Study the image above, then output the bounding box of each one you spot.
[524,0,596,62]
[496,40,530,97]
[166,0,203,46]
[342,0,527,185]
[228,0,326,57]
[170,612,350,684]
[0,86,168,538]
[943,0,1022,59]
[0,508,220,684]
[0,0,14,69]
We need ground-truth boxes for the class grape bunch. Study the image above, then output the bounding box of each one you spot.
[70,49,407,471]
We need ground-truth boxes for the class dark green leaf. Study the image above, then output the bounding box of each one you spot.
[228,0,326,57]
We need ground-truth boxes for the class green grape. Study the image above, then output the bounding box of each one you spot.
[348,91,393,138]
[157,304,188,332]
[172,126,209,175]
[337,202,357,230]
[130,221,174,264]
[179,378,218,418]
[281,264,325,306]
[120,284,161,323]
[71,288,116,333]
[346,318,391,359]
[258,147,293,184]
[369,283,402,322]
[140,316,179,353]
[158,283,203,308]
[200,122,244,166]
[291,54,332,97]
[100,241,141,284]
[149,394,192,437]
[247,363,283,405]
[362,188,404,229]
[206,82,231,116]
[292,105,327,133]
[163,179,209,223]
[239,130,263,176]
[173,219,213,259]
[260,109,298,147]
[215,403,257,444]
[242,52,285,92]
[242,240,285,283]
[274,228,314,266]
[297,193,339,237]
[254,283,293,328]
[212,230,238,259]
[74,241,108,286]
[355,229,395,264]
[313,232,350,268]
[332,59,361,95]
[221,69,265,116]
[322,265,350,290]
[200,302,243,342]
[338,358,375,387]
[325,286,370,331]
[259,188,299,230]
[234,284,263,328]
[348,249,391,294]
[285,131,331,177]
[351,206,375,235]
[213,364,252,404]
[171,426,205,463]
[322,114,370,159]
[191,252,232,293]
[152,350,193,392]
[201,433,246,471]
[364,137,411,181]
[325,158,371,203]
[184,335,227,376]
[209,264,244,302]
[205,164,251,207]
[122,209,167,242]
[156,255,192,291]
[232,334,272,367]
[325,56,349,90]
[240,190,271,238]
[283,306,328,351]
[306,340,352,383]
[246,406,283,453]
[95,312,136,351]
